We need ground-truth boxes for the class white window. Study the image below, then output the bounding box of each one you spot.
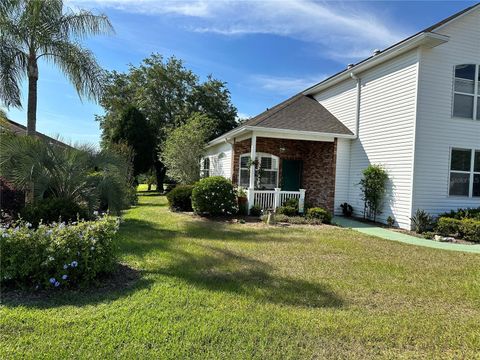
[453,64,479,120]
[449,148,480,197]
[239,153,279,189]
[201,157,210,178]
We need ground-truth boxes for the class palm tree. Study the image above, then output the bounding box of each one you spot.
[0,0,113,135]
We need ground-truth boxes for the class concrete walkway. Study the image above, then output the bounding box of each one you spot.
[333,216,480,254]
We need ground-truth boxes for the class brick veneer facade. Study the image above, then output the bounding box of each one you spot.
[232,137,337,212]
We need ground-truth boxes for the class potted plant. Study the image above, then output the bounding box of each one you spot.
[237,187,248,215]
[340,202,353,217]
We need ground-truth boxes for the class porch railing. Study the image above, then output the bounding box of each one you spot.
[248,188,305,214]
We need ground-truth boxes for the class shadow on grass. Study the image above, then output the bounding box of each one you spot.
[1,264,153,309]
[150,245,342,308]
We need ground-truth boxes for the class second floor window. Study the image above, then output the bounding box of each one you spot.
[453,64,479,120]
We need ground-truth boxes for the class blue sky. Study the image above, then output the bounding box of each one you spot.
[5,0,477,146]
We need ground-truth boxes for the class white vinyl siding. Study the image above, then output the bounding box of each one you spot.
[412,7,480,217]
[333,138,351,215]
[316,50,419,228]
[203,142,233,179]
[314,79,358,134]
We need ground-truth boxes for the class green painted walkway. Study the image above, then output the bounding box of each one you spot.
[333,216,480,254]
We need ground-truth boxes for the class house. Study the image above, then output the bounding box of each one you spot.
[203,3,480,229]
[0,118,70,148]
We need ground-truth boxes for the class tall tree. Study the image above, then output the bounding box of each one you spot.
[0,0,113,135]
[108,106,155,176]
[98,54,238,191]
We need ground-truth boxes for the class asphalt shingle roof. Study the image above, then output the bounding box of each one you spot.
[242,94,353,135]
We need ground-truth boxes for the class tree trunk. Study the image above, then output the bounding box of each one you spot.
[27,58,38,136]
[25,57,39,203]
[154,160,166,193]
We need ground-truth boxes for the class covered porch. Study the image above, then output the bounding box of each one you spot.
[232,132,339,213]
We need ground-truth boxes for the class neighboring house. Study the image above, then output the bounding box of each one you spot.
[204,3,480,229]
[0,118,70,148]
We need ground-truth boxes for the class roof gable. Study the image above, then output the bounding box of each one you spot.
[243,94,353,135]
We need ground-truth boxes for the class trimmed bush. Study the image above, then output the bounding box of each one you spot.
[191,177,238,216]
[20,197,90,227]
[459,219,480,242]
[0,216,119,289]
[249,205,262,217]
[277,206,298,217]
[436,217,461,237]
[0,177,24,215]
[306,207,332,224]
[440,207,480,221]
[166,185,194,212]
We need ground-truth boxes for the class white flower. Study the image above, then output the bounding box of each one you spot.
[71,261,78,268]
[49,277,56,284]
[62,275,68,280]
[26,222,32,228]
[63,264,68,269]
[48,256,55,261]
[46,230,53,236]
[93,211,99,216]
[54,281,60,287]
[90,246,95,251]
[2,232,9,238]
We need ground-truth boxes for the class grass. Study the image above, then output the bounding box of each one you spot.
[1,190,480,358]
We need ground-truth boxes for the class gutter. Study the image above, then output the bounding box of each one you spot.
[303,32,449,96]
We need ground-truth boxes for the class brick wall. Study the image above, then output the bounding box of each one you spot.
[232,137,337,212]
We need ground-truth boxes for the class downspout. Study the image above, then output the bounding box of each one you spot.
[350,72,361,138]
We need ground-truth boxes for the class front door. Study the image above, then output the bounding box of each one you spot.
[282,160,303,191]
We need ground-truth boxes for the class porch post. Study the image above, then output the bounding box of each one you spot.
[247,134,257,214]
[298,189,306,214]
[273,188,281,210]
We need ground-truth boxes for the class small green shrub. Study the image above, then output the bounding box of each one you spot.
[440,207,480,220]
[0,216,119,289]
[436,217,461,237]
[283,198,299,209]
[166,185,194,212]
[459,219,480,242]
[410,209,433,234]
[249,205,262,217]
[340,202,353,217]
[20,197,90,227]
[386,216,395,227]
[277,206,297,217]
[191,176,238,216]
[422,231,436,240]
[306,207,332,224]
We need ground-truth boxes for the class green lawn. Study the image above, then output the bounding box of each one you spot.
[1,191,480,359]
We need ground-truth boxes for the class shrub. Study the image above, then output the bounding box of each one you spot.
[249,205,262,217]
[386,216,395,227]
[306,207,332,224]
[459,219,480,242]
[191,177,238,216]
[283,198,299,209]
[340,202,353,217]
[358,164,389,222]
[0,177,24,215]
[436,217,461,237]
[166,185,194,212]
[0,216,119,289]
[277,206,297,217]
[410,209,433,234]
[440,207,480,220]
[20,198,90,227]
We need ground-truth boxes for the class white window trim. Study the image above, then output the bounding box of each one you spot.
[239,152,279,189]
[201,157,210,178]
[449,148,480,198]
[452,64,479,121]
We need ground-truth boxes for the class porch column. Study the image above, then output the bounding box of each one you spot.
[249,134,257,189]
[247,134,256,214]
[298,189,306,214]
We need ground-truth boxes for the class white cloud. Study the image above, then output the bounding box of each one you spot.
[69,0,408,60]
[249,73,326,95]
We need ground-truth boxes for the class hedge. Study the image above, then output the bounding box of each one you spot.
[191,177,238,216]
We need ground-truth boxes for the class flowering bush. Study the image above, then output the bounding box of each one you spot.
[0,215,120,289]
[191,176,238,216]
